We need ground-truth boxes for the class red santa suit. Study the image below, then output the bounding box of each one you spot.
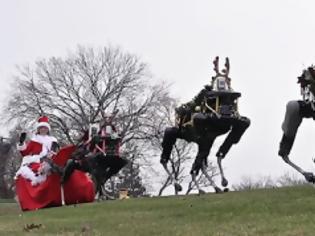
[15,134,57,185]
[15,116,95,211]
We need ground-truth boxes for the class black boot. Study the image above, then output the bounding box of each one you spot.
[61,159,77,184]
[278,134,295,157]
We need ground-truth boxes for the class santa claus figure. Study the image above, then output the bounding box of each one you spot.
[15,116,95,211]
[15,116,58,185]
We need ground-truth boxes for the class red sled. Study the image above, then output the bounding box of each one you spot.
[15,145,95,211]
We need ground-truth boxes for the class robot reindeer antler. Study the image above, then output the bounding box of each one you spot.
[212,56,230,76]
[213,56,221,76]
[222,57,230,77]
[211,56,232,90]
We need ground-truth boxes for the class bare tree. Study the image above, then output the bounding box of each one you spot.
[232,172,308,192]
[108,142,149,197]
[135,95,196,196]
[3,46,171,145]
[185,162,219,195]
[277,172,306,187]
[158,140,195,196]
[232,175,276,191]
[0,128,22,198]
[2,45,175,197]
[142,94,219,196]
[0,141,13,198]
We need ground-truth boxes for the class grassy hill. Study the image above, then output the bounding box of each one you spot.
[1,186,315,235]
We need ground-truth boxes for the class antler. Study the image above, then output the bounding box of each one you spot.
[211,56,232,89]
[213,56,220,76]
[222,57,230,77]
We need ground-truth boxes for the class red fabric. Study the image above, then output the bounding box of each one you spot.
[15,145,95,211]
[20,140,42,156]
[38,116,49,123]
[20,141,43,173]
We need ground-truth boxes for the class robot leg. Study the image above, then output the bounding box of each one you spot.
[216,116,250,158]
[61,159,80,184]
[160,127,179,164]
[278,101,303,157]
[191,138,214,175]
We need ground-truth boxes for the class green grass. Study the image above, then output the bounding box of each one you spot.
[1,186,315,235]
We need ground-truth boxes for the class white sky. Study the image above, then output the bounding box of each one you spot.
[2,0,315,190]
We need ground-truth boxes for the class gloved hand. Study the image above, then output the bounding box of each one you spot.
[51,142,60,153]
[19,132,27,145]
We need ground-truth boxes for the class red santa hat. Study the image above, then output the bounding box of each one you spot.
[36,116,51,131]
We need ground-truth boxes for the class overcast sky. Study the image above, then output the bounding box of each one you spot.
[2,0,315,190]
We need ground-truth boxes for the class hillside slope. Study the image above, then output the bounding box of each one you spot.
[1,186,315,235]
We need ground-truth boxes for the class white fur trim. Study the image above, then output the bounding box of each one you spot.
[17,142,27,151]
[15,165,49,186]
[36,122,51,131]
[31,135,57,143]
[38,162,51,176]
[31,135,57,154]
[105,125,113,134]
[111,132,119,139]
[21,154,42,166]
[15,135,57,186]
